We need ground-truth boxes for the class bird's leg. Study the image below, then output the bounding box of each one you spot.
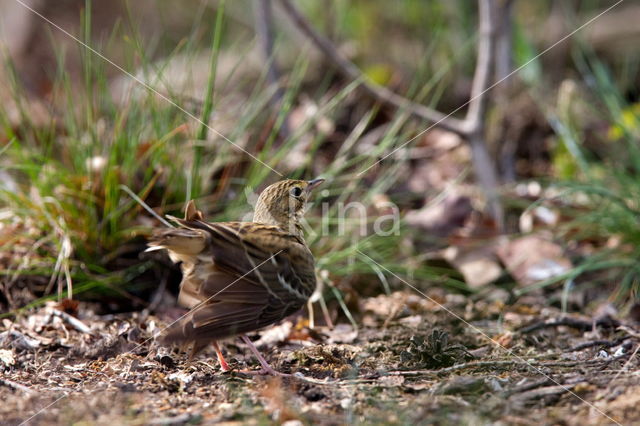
[309,279,334,329]
[307,299,315,329]
[240,334,288,376]
[213,341,231,372]
[188,341,230,373]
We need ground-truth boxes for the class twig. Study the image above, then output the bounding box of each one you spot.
[276,0,465,135]
[494,0,517,183]
[463,0,495,134]
[464,0,503,226]
[50,309,93,334]
[289,373,373,386]
[255,0,281,100]
[494,0,518,183]
[494,0,515,92]
[505,377,554,396]
[277,0,504,225]
[149,413,195,425]
[566,338,630,352]
[0,378,35,395]
[254,0,290,138]
[618,325,640,339]
[519,316,621,334]
[385,359,536,376]
[385,355,625,378]
[508,384,575,403]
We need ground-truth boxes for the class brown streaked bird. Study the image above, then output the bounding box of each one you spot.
[148,178,324,375]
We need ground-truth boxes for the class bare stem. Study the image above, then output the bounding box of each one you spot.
[255,0,290,138]
[255,0,282,101]
[276,0,466,135]
[465,0,504,227]
[464,0,496,133]
[277,0,504,225]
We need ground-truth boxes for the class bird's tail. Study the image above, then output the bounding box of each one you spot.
[146,228,207,256]
[146,199,208,260]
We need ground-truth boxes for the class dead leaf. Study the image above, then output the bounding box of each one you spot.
[443,245,502,288]
[496,234,572,287]
[253,321,293,347]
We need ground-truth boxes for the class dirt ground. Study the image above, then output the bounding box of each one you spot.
[1,290,639,425]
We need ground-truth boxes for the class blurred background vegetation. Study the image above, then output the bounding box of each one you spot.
[0,0,638,321]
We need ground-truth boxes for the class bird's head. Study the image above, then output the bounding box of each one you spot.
[253,178,324,234]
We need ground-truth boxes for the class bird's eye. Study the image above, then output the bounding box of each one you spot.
[290,186,303,197]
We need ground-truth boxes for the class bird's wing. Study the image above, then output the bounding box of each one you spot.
[162,220,317,343]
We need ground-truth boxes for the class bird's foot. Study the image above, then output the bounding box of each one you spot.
[217,355,231,372]
[239,334,289,376]
[213,341,231,372]
[258,365,290,376]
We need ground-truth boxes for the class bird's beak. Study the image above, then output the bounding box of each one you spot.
[306,178,325,193]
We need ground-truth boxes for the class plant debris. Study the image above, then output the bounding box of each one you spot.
[1,291,639,424]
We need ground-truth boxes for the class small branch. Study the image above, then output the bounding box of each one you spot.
[276,0,466,135]
[254,0,290,138]
[618,325,640,339]
[51,309,93,334]
[469,131,503,225]
[385,359,537,376]
[255,0,280,94]
[494,0,515,91]
[495,0,516,182]
[385,356,622,378]
[463,0,503,226]
[463,0,496,133]
[505,377,554,396]
[518,316,621,334]
[508,384,575,404]
[0,378,34,395]
[566,337,630,352]
[278,0,505,225]
[149,413,197,425]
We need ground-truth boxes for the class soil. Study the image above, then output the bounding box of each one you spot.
[1,290,639,425]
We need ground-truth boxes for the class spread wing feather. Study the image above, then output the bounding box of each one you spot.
[160,219,316,344]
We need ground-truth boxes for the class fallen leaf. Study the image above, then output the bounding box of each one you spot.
[443,245,502,288]
[251,321,294,348]
[496,234,572,287]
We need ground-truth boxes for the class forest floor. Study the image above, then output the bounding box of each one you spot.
[1,290,639,425]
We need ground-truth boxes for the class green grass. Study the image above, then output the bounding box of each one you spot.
[515,46,640,307]
[0,3,473,316]
[6,1,638,317]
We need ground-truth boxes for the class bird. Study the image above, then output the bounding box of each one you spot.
[148,178,324,375]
